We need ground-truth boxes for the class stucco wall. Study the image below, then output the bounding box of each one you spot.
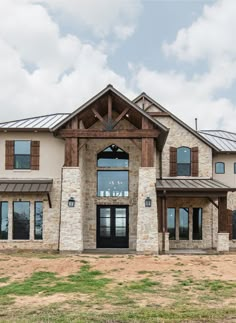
[213,154,236,187]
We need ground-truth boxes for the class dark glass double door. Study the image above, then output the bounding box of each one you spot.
[97,206,129,248]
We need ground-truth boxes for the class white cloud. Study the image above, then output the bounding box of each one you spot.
[36,0,142,40]
[132,0,236,131]
[0,0,136,122]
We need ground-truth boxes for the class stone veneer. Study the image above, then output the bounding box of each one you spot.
[217,233,229,252]
[59,167,83,252]
[136,167,158,253]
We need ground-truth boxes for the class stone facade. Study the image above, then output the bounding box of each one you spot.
[59,167,83,252]
[136,167,158,253]
[217,233,229,252]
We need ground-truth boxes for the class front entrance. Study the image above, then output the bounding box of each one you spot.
[97,205,129,248]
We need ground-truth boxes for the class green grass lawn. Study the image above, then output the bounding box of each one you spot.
[0,254,236,322]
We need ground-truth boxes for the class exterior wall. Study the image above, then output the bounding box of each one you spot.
[213,154,236,187]
[166,197,217,249]
[0,132,64,250]
[0,178,61,250]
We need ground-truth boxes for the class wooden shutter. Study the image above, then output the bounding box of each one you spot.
[227,209,232,240]
[169,147,177,176]
[31,141,40,170]
[5,140,14,170]
[191,147,199,177]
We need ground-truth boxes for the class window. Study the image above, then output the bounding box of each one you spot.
[234,163,236,174]
[167,208,176,240]
[215,162,225,174]
[14,141,31,169]
[233,210,236,240]
[0,202,8,240]
[97,145,129,197]
[192,208,202,240]
[179,208,189,240]
[177,147,191,176]
[13,202,30,240]
[34,202,43,240]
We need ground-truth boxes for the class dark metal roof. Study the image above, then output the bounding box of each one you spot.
[0,114,69,130]
[156,178,233,191]
[0,179,53,192]
[199,130,236,152]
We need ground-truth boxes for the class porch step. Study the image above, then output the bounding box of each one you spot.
[168,249,209,255]
[83,248,136,254]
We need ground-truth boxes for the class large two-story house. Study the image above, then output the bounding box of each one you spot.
[0,85,235,253]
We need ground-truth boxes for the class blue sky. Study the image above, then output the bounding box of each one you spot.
[0,0,236,131]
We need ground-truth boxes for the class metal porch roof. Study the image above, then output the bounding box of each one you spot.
[0,179,53,192]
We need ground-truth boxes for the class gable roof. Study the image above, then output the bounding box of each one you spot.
[52,85,169,134]
[133,92,220,152]
[199,130,236,152]
[0,113,69,131]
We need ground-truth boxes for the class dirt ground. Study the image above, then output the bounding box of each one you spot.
[0,252,236,310]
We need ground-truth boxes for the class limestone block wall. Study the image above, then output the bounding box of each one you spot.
[136,167,158,253]
[81,138,141,250]
[59,167,83,252]
[0,178,61,250]
[167,197,216,249]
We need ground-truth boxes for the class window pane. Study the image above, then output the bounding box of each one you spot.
[100,227,111,237]
[35,202,43,240]
[97,145,129,168]
[234,163,236,174]
[0,202,8,240]
[177,164,191,176]
[115,227,126,237]
[14,155,31,169]
[179,208,189,240]
[167,208,176,240]
[177,147,191,163]
[97,171,128,197]
[14,141,31,154]
[192,208,202,240]
[215,162,225,174]
[13,202,30,240]
[233,211,236,240]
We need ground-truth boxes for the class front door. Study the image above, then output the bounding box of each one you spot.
[97,205,129,248]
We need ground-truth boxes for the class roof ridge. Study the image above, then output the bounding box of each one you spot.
[200,129,236,135]
[200,132,236,143]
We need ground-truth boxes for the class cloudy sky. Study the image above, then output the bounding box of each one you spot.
[0,0,236,131]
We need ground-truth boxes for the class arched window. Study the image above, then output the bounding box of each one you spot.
[177,147,191,176]
[215,162,225,174]
[97,145,129,197]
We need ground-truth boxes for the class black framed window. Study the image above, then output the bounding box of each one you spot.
[97,145,129,197]
[234,163,236,174]
[233,210,236,240]
[97,170,128,197]
[13,202,30,240]
[215,162,225,174]
[179,208,189,240]
[177,147,191,176]
[167,208,176,240]
[0,202,8,240]
[34,202,43,240]
[14,141,31,169]
[193,208,202,240]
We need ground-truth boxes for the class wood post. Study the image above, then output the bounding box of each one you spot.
[64,117,79,167]
[218,196,227,232]
[141,117,154,167]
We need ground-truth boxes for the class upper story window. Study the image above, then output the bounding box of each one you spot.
[234,163,236,174]
[215,162,225,174]
[5,140,40,170]
[97,144,129,197]
[177,147,191,176]
[14,140,31,169]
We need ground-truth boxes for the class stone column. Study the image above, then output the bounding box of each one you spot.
[217,196,229,252]
[136,167,158,254]
[59,167,83,252]
[217,233,229,252]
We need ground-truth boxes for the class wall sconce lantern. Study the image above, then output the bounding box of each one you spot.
[145,197,152,207]
[68,197,75,207]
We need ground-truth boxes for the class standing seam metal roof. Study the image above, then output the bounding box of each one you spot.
[199,130,236,152]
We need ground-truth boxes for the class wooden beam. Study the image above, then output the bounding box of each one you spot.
[218,196,228,232]
[208,197,219,209]
[108,95,112,123]
[141,117,154,167]
[148,112,169,117]
[71,116,78,166]
[129,139,141,150]
[59,129,160,138]
[112,107,130,128]
[91,108,107,128]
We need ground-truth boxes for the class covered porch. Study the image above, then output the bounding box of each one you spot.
[156,178,235,253]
